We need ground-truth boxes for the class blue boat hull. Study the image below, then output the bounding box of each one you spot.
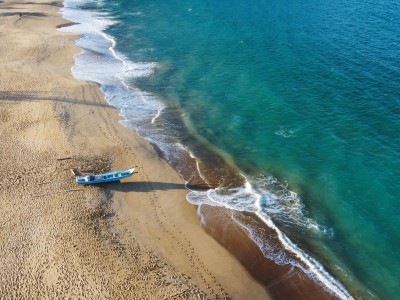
[76,168,135,185]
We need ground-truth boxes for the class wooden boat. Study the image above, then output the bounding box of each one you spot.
[76,167,136,185]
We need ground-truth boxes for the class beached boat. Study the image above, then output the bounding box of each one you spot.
[76,167,136,185]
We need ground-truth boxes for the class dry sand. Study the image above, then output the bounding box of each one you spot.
[0,0,270,299]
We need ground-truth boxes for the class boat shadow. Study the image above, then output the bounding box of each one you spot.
[108,181,210,193]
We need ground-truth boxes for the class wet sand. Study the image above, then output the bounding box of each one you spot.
[0,0,268,298]
[199,206,341,299]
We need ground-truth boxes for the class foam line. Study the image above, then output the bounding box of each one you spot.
[151,106,164,124]
[254,211,353,299]
[188,177,353,299]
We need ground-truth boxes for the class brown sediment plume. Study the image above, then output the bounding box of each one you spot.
[0,0,269,298]
[154,85,350,298]
[144,102,247,189]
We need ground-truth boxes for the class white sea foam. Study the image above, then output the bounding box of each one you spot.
[274,126,297,138]
[188,174,333,237]
[60,0,164,139]
[254,211,352,299]
[151,106,164,124]
[60,1,352,299]
[191,178,352,299]
[188,175,350,299]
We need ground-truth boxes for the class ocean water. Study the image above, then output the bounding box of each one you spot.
[60,0,400,299]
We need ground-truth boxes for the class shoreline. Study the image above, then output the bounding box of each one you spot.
[200,206,343,299]
[0,0,355,299]
[58,1,355,300]
[0,0,268,298]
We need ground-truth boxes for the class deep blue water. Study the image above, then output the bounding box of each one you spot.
[61,0,400,299]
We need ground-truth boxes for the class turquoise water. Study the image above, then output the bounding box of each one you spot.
[61,0,400,299]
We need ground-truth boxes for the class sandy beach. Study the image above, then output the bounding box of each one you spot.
[0,0,350,299]
[0,0,270,298]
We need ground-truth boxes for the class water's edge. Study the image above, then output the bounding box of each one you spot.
[58,1,354,299]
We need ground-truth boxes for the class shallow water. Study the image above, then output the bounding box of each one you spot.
[61,0,400,298]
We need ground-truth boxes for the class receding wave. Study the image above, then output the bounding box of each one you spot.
[60,1,352,299]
